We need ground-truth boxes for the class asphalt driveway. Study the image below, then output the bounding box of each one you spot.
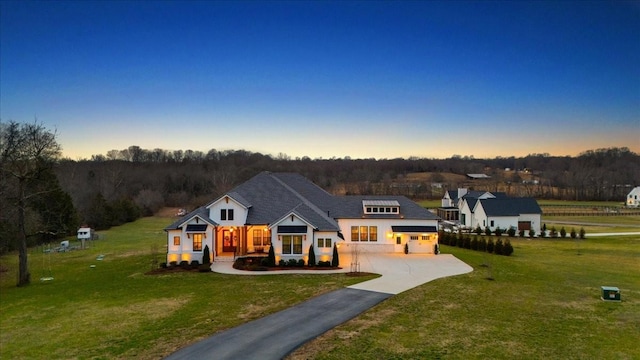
[165,254,472,359]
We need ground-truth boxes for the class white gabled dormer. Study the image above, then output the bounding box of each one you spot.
[362,200,400,215]
[206,194,250,226]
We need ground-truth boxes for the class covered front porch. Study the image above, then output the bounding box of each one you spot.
[214,225,272,261]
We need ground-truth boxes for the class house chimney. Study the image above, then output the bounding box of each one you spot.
[458,188,468,198]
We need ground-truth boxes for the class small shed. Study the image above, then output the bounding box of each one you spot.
[77,227,94,249]
[77,227,93,240]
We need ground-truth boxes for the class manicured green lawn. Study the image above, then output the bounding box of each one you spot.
[537,200,625,207]
[0,217,375,359]
[541,215,640,233]
[289,235,640,359]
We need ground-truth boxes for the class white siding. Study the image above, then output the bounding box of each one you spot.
[207,196,248,226]
[337,218,438,254]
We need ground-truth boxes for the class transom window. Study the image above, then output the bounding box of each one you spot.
[351,226,378,242]
[281,235,303,254]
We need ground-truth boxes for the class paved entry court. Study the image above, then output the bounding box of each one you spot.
[165,254,472,360]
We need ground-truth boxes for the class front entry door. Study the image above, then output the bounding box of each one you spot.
[222,230,236,253]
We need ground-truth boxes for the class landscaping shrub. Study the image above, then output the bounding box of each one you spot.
[160,262,167,269]
[267,245,276,267]
[278,259,286,267]
[560,227,567,238]
[297,259,305,267]
[318,260,331,267]
[570,228,577,239]
[463,236,471,249]
[507,227,516,237]
[202,245,211,264]
[287,259,298,267]
[332,244,339,267]
[529,228,536,238]
[190,260,200,268]
[169,261,178,268]
[198,263,211,272]
[479,237,487,252]
[494,239,504,255]
[485,227,492,236]
[457,236,464,248]
[475,225,483,236]
[579,227,586,239]
[487,238,495,253]
[495,227,503,237]
[404,243,409,254]
[519,229,526,237]
[260,257,270,266]
[550,226,558,238]
[179,260,190,269]
[503,239,514,256]
[308,245,316,267]
[470,236,478,251]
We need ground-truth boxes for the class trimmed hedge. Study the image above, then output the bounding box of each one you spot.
[439,232,513,256]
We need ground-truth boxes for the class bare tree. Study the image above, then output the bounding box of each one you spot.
[1,121,62,286]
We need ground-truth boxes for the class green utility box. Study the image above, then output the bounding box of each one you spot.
[601,286,620,301]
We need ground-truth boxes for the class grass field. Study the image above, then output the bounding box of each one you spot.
[0,217,375,359]
[1,217,639,359]
[289,235,640,359]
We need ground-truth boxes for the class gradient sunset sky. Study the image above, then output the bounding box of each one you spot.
[1,1,638,160]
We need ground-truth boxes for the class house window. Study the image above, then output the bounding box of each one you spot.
[192,233,203,251]
[369,226,377,242]
[220,209,234,221]
[173,236,180,246]
[421,235,428,241]
[410,235,419,240]
[360,226,369,241]
[317,238,332,248]
[490,220,495,227]
[351,226,377,242]
[252,229,270,246]
[282,235,303,254]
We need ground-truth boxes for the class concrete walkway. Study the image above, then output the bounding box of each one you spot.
[165,253,472,359]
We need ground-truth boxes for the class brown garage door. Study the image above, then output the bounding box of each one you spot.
[518,221,531,231]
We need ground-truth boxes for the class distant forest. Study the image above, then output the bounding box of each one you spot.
[2,145,638,252]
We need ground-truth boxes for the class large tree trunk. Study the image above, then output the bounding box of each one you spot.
[17,181,30,286]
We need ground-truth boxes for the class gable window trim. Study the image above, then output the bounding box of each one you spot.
[220,209,234,221]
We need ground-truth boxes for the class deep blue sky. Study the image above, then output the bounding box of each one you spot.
[1,1,638,159]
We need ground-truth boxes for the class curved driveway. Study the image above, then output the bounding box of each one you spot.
[165,254,472,360]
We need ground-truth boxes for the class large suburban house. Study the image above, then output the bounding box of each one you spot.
[627,186,640,207]
[438,188,541,234]
[165,172,440,265]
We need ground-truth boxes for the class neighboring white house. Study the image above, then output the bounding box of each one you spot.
[626,186,640,207]
[438,188,541,234]
[472,198,542,234]
[164,172,441,265]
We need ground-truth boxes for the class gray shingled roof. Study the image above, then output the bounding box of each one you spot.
[165,172,439,231]
[478,198,542,216]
